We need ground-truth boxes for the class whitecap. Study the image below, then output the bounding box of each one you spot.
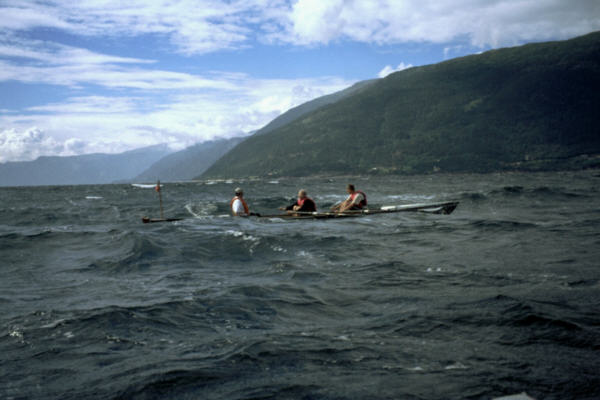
[492,393,536,400]
[185,202,216,218]
[9,330,23,339]
[131,183,161,189]
[386,194,436,201]
[41,318,66,329]
[85,196,103,200]
[444,362,467,370]
[242,234,259,243]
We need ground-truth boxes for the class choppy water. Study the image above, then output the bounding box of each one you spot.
[1,171,599,400]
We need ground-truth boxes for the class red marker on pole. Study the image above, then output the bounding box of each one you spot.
[156,180,164,219]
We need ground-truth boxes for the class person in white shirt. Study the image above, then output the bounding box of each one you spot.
[230,187,250,216]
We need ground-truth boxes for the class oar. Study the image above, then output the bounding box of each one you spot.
[257,210,367,218]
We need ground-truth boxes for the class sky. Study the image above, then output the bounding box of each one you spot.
[0,0,599,162]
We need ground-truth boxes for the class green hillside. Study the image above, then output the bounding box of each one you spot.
[202,32,600,178]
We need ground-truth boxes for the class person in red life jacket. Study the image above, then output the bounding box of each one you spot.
[280,189,317,213]
[230,187,250,216]
[331,184,367,212]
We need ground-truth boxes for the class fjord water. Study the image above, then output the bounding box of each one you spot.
[1,171,599,400]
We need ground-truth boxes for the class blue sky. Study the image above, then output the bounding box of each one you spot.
[1,0,599,162]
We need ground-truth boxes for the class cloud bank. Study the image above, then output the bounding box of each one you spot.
[0,76,352,162]
[0,127,62,162]
[1,0,598,54]
[285,0,600,48]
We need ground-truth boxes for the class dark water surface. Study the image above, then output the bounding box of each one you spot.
[1,171,599,400]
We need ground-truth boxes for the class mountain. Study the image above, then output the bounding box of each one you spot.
[190,80,376,180]
[202,32,600,179]
[133,137,246,182]
[253,79,377,136]
[0,144,172,187]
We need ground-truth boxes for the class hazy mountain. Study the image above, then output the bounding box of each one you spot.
[202,32,600,178]
[133,137,246,182]
[0,144,172,187]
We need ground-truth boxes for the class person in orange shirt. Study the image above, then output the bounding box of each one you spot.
[331,184,367,212]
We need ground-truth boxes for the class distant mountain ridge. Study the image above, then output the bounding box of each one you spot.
[133,137,246,182]
[0,144,172,187]
[201,32,600,178]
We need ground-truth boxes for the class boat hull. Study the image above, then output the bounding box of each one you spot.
[142,217,183,223]
[140,202,459,223]
[258,201,459,219]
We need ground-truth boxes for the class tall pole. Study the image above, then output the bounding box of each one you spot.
[156,180,164,219]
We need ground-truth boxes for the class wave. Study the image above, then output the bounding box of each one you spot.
[184,202,219,218]
[445,295,598,349]
[87,234,168,272]
[487,185,586,199]
[131,183,161,189]
[530,186,586,198]
[454,185,588,205]
[468,219,538,231]
[458,191,488,202]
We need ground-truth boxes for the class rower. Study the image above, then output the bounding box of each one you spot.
[230,187,250,216]
[280,189,317,213]
[331,184,367,212]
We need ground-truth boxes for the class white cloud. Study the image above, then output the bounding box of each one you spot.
[378,62,413,78]
[0,29,353,162]
[285,0,600,48]
[0,37,154,65]
[26,96,142,114]
[0,0,284,55]
[0,75,353,161]
[0,127,62,162]
[0,4,76,31]
[63,137,87,153]
[1,0,599,55]
[0,59,237,90]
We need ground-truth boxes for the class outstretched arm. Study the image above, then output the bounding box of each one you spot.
[279,201,297,211]
[337,201,354,213]
[331,200,348,212]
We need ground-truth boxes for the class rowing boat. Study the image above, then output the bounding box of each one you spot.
[141,201,458,223]
[256,201,459,219]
